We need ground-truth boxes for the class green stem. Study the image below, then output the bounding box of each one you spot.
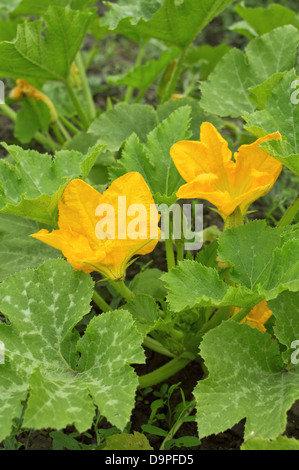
[229,305,254,323]
[165,237,176,270]
[51,122,65,145]
[65,80,89,130]
[59,114,79,135]
[57,119,71,142]
[138,355,194,389]
[176,243,184,263]
[199,306,231,336]
[0,102,16,121]
[124,41,147,103]
[134,89,146,103]
[92,290,111,312]
[277,193,299,227]
[70,116,84,130]
[160,400,196,450]
[143,336,176,358]
[76,51,97,122]
[161,47,187,103]
[0,103,60,150]
[110,280,135,302]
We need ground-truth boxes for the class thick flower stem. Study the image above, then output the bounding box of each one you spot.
[110,280,135,303]
[138,355,194,389]
[176,242,184,262]
[76,51,97,122]
[165,237,176,270]
[229,306,254,324]
[92,290,111,312]
[223,206,244,230]
[143,336,176,358]
[58,114,79,135]
[277,193,299,228]
[56,119,71,142]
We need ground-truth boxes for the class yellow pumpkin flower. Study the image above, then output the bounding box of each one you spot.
[170,122,282,217]
[10,79,58,122]
[232,300,272,332]
[31,173,160,280]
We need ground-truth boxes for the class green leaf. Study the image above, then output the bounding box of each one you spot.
[234,2,298,36]
[268,291,299,363]
[141,424,168,437]
[103,0,234,47]
[0,6,94,82]
[218,220,281,290]
[50,430,83,450]
[244,69,299,176]
[241,436,299,450]
[186,44,231,80]
[195,240,219,269]
[11,0,97,16]
[156,96,223,140]
[194,320,299,440]
[259,140,299,177]
[129,268,167,302]
[0,18,21,41]
[102,0,163,31]
[14,98,51,144]
[0,143,103,225]
[163,221,299,312]
[0,214,59,281]
[126,294,161,336]
[162,260,261,312]
[108,47,180,91]
[172,435,201,448]
[229,20,257,40]
[200,26,299,117]
[0,259,145,441]
[111,106,191,201]
[88,103,158,152]
[248,72,286,110]
[218,221,299,299]
[104,431,153,450]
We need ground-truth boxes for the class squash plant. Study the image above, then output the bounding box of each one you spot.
[0,0,299,451]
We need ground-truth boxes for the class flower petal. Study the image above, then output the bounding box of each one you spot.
[58,179,102,245]
[241,300,272,332]
[170,122,233,188]
[31,227,106,274]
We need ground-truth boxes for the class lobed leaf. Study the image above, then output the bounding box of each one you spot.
[244,69,299,176]
[0,143,104,225]
[88,103,158,152]
[103,0,234,47]
[200,26,299,117]
[0,6,94,82]
[0,259,145,440]
[0,214,59,281]
[109,106,191,202]
[163,221,299,312]
[194,321,299,440]
[234,2,298,36]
